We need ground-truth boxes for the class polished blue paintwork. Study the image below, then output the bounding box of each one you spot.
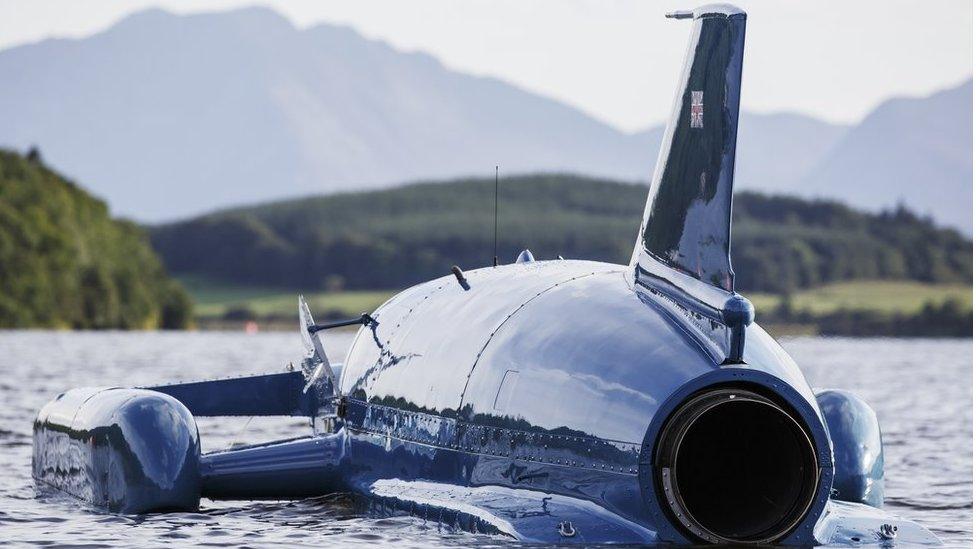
[636,5,745,293]
[201,435,346,499]
[32,388,201,513]
[817,390,885,508]
[31,372,334,512]
[340,261,619,417]
[147,371,323,417]
[335,259,836,543]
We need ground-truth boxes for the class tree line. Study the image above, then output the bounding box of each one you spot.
[150,174,972,294]
[0,149,192,329]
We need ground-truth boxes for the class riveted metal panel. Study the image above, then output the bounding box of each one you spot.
[340,260,617,418]
[458,271,715,444]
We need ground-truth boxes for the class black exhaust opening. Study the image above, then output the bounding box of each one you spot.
[656,387,819,544]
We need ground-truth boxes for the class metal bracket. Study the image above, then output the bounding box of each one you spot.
[308,313,377,334]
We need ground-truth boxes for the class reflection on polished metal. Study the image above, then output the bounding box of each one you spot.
[31,4,941,546]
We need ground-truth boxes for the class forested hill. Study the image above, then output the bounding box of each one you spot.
[150,174,972,294]
[1,7,969,230]
[0,149,192,328]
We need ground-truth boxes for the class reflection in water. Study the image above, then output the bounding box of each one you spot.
[0,332,970,546]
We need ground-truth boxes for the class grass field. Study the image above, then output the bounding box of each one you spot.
[746,281,971,316]
[179,276,395,320]
[180,276,971,327]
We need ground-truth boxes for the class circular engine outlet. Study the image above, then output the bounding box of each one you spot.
[655,387,820,544]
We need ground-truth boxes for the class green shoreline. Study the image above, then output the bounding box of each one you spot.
[183,278,972,337]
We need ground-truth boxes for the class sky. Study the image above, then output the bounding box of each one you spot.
[0,0,972,132]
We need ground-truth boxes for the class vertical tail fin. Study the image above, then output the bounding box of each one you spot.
[632,5,752,364]
[632,5,746,303]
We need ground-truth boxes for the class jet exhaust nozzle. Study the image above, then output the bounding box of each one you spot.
[655,387,820,544]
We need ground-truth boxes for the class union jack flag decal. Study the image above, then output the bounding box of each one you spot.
[690,90,704,128]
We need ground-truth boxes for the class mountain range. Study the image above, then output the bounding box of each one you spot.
[0,7,970,231]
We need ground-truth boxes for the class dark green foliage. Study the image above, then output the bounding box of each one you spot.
[0,149,192,329]
[222,306,257,321]
[766,297,972,337]
[150,174,972,293]
[732,196,972,292]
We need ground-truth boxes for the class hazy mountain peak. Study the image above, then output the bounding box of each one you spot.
[111,7,175,27]
[804,78,972,232]
[0,7,968,232]
[300,20,444,70]
[113,5,294,29]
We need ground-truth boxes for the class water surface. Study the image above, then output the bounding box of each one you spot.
[0,332,970,546]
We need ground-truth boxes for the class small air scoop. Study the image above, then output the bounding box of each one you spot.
[515,249,535,264]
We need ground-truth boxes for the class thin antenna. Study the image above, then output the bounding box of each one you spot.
[492,166,499,267]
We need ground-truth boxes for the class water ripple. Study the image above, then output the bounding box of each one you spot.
[0,332,970,547]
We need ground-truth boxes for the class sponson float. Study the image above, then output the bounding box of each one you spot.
[33,5,940,545]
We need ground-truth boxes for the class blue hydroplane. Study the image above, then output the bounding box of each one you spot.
[33,4,942,546]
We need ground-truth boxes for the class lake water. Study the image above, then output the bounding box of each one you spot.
[0,332,971,547]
